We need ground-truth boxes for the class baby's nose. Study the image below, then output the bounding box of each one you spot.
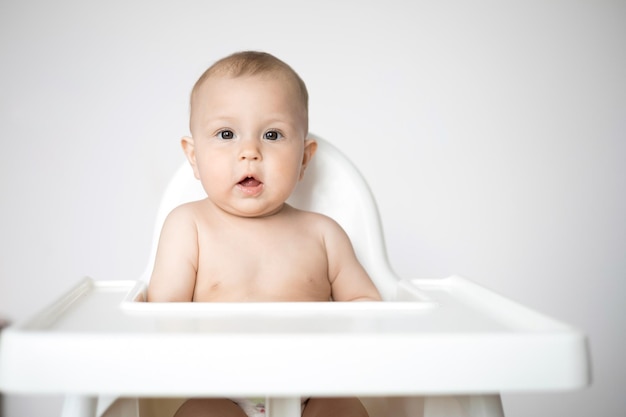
[238,141,262,161]
[240,153,259,161]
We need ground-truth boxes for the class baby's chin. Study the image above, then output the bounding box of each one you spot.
[219,202,288,219]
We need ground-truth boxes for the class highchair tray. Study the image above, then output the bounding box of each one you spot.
[0,276,589,398]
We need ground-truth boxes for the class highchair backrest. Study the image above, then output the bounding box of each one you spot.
[140,135,398,300]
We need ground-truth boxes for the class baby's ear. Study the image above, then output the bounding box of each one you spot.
[181,136,200,180]
[299,138,318,180]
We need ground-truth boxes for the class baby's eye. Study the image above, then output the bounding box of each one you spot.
[263,130,282,141]
[218,130,234,140]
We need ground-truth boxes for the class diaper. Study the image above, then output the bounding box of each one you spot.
[232,397,307,417]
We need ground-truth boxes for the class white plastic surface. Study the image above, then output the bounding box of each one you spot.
[0,276,589,398]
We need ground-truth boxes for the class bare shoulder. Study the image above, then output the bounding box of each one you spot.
[164,200,202,220]
[287,206,346,235]
[148,200,205,302]
[160,200,208,231]
[289,207,381,301]
[155,201,203,260]
[287,208,356,253]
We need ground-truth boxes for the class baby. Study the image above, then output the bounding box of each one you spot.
[147,51,381,417]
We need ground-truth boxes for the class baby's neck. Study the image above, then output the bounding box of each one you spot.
[207,199,295,222]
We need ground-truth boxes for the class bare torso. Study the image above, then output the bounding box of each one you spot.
[148,200,380,303]
[191,202,332,301]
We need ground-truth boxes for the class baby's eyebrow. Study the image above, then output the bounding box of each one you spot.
[261,113,304,125]
[206,114,237,122]
[261,117,291,126]
[199,116,238,129]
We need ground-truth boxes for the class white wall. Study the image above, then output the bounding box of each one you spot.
[1,1,624,416]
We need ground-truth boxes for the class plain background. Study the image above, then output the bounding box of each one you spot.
[1,1,624,416]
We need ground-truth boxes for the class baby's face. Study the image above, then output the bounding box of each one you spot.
[187,74,313,218]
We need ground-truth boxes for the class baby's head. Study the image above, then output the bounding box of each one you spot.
[183,51,317,218]
[190,51,309,136]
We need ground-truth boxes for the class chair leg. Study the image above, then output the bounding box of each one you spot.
[61,395,97,417]
[462,395,505,417]
[265,397,301,417]
[469,394,504,417]
[424,394,505,417]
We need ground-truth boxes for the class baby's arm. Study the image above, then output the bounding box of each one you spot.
[322,217,382,302]
[147,204,199,302]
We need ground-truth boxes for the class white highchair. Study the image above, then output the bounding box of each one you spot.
[0,136,590,417]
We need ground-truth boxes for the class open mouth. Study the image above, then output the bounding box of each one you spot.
[238,176,262,187]
[237,176,263,196]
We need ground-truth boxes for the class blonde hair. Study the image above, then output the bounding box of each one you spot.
[191,51,309,113]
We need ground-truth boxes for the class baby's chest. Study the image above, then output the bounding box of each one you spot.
[196,233,329,283]
[193,238,331,301]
